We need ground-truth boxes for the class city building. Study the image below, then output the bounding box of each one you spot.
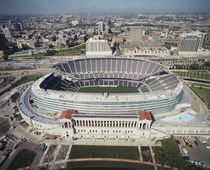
[2,27,14,39]
[98,22,105,36]
[98,22,105,32]
[86,38,112,57]
[0,33,8,50]
[71,20,79,26]
[12,23,23,31]
[178,31,206,52]
[127,27,145,42]
[122,46,169,56]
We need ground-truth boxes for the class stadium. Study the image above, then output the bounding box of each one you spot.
[32,57,182,114]
[18,57,209,143]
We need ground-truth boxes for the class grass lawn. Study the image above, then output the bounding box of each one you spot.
[69,145,139,160]
[191,83,210,109]
[67,161,154,170]
[152,137,186,169]
[77,86,139,93]
[55,44,86,56]
[157,166,172,170]
[11,75,42,89]
[0,76,15,89]
[10,92,20,103]
[152,137,201,170]
[173,71,210,80]
[7,149,36,170]
[33,44,86,57]
[14,113,23,121]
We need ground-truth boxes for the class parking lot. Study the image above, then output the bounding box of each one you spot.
[176,136,210,169]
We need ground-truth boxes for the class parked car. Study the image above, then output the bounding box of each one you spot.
[21,138,27,142]
[194,141,198,146]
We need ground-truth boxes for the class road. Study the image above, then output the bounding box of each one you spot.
[0,67,52,98]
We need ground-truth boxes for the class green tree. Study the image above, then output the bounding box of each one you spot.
[2,54,8,61]
[45,50,56,56]
[11,92,20,103]
[189,63,199,70]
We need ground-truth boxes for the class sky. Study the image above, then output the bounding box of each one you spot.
[0,0,209,15]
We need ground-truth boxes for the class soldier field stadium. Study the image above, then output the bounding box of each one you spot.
[18,57,210,145]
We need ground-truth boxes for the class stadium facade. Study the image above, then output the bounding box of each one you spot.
[18,57,210,143]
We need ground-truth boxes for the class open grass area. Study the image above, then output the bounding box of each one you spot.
[7,149,36,170]
[77,86,139,93]
[191,83,210,109]
[153,137,186,168]
[69,145,139,160]
[56,44,85,56]
[14,113,23,121]
[173,71,210,80]
[11,75,42,89]
[67,161,154,170]
[32,44,85,57]
[152,137,200,170]
[0,76,15,89]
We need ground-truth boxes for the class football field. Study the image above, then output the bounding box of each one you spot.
[69,145,140,160]
[77,86,139,93]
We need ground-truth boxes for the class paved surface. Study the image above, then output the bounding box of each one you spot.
[67,157,177,170]
[0,117,10,137]
[39,144,71,169]
[1,141,44,170]
[188,137,210,167]
[55,145,70,161]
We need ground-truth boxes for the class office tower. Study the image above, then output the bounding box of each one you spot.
[0,33,8,50]
[2,27,14,39]
[98,22,105,32]
[12,23,23,31]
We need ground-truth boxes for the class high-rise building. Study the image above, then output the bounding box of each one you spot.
[178,31,206,52]
[12,23,23,31]
[2,27,13,39]
[0,33,8,50]
[98,22,105,32]
[98,22,105,37]
[86,38,112,57]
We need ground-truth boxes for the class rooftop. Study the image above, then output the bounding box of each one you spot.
[139,110,152,121]
[60,110,73,119]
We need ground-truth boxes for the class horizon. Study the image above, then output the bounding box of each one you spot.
[0,0,209,15]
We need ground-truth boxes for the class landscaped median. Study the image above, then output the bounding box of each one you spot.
[190,83,210,109]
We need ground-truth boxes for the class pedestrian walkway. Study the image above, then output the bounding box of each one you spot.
[67,157,177,169]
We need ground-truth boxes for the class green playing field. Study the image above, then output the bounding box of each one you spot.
[77,86,139,93]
